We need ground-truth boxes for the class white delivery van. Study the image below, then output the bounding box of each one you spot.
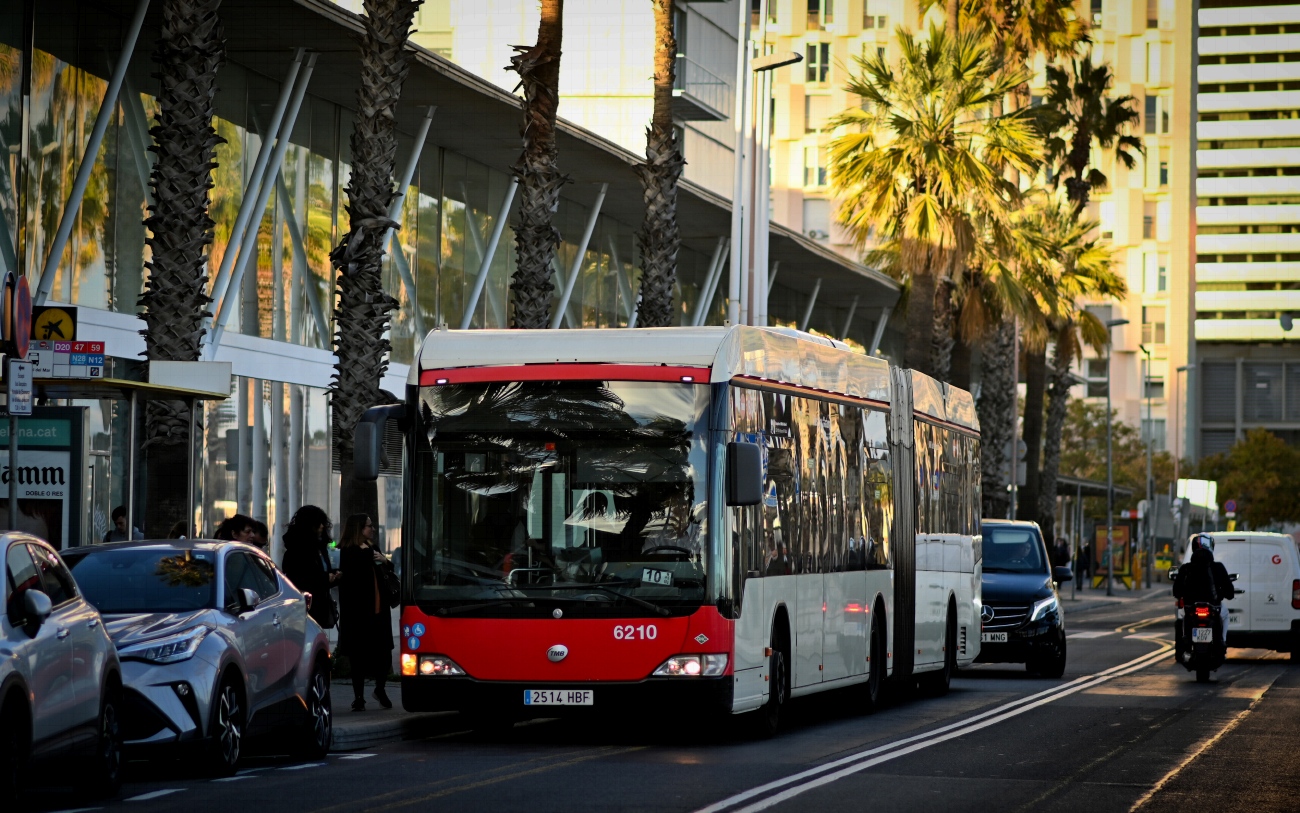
[1180,532,1300,658]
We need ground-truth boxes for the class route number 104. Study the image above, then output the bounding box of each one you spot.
[613,624,658,640]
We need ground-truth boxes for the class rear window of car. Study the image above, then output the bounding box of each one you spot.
[65,548,216,614]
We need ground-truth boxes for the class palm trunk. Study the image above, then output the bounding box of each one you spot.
[904,249,938,377]
[1017,345,1047,520]
[634,0,684,328]
[332,0,421,521]
[930,276,955,383]
[509,0,567,329]
[946,0,959,35]
[949,334,972,390]
[1038,337,1073,541]
[978,320,1015,519]
[139,0,225,537]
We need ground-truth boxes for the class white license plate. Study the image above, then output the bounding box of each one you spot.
[523,689,593,706]
[981,632,1008,643]
[642,567,673,586]
[1192,627,1213,643]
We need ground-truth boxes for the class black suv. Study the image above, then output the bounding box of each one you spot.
[976,520,1072,678]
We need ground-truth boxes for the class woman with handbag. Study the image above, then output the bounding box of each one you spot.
[281,505,340,628]
[338,513,396,711]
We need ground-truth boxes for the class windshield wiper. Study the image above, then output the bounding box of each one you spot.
[517,582,671,617]
[435,599,535,616]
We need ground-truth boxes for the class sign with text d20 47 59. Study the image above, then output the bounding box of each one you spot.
[7,360,32,416]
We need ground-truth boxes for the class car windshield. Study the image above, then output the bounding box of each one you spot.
[408,379,711,617]
[65,548,217,613]
[981,527,1047,574]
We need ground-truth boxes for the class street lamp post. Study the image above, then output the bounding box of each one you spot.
[1104,317,1130,597]
[1173,363,1195,483]
[1140,345,1153,589]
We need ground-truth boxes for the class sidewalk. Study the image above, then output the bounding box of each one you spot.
[329,682,453,751]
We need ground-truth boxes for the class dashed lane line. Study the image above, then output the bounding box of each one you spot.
[124,790,184,802]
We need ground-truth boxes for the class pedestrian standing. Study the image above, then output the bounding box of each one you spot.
[338,513,395,711]
[214,513,256,544]
[249,519,269,551]
[1054,537,1071,568]
[281,505,340,628]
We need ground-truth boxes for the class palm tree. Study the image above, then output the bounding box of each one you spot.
[1039,56,1143,216]
[331,0,422,521]
[829,24,1039,381]
[508,0,567,329]
[139,0,225,537]
[634,0,684,328]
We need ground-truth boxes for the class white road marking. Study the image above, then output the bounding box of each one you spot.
[1068,631,1115,639]
[336,753,377,760]
[48,808,101,813]
[694,644,1174,813]
[211,776,254,783]
[235,767,270,776]
[125,790,184,802]
[278,762,328,771]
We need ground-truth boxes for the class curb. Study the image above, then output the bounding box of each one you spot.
[328,684,454,751]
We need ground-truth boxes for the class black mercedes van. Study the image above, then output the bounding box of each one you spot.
[977,520,1073,678]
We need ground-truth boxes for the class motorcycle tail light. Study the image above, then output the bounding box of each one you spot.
[1194,606,1211,619]
[1293,579,1300,610]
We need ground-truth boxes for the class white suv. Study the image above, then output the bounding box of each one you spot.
[1180,532,1300,659]
[1,533,124,800]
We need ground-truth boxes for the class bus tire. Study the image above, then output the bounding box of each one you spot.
[861,605,886,713]
[753,622,790,738]
[921,603,956,697]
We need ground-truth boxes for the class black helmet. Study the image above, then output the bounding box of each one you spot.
[1191,534,1215,554]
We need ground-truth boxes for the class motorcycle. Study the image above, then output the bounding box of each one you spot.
[1168,567,1240,683]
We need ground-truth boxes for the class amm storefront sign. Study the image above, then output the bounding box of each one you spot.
[0,406,86,549]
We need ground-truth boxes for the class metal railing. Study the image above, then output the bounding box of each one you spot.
[674,55,733,118]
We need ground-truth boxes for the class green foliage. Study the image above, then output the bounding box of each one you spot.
[1194,429,1300,530]
[1059,398,1175,512]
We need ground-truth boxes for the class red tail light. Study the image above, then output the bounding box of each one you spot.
[1194,606,1211,619]
[1292,579,1300,610]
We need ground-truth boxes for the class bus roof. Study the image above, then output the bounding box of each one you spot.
[414,325,978,431]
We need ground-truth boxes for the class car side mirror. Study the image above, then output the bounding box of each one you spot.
[238,588,260,613]
[1052,566,1073,585]
[22,589,52,631]
[726,441,763,506]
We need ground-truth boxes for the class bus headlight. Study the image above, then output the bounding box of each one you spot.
[652,654,728,677]
[418,655,466,676]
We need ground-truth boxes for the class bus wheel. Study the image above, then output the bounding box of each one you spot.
[921,606,956,696]
[753,633,789,738]
[861,609,885,713]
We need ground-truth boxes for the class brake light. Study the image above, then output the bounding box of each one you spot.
[1293,579,1300,610]
[1194,606,1211,619]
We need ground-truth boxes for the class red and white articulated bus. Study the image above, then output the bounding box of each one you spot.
[355,325,982,733]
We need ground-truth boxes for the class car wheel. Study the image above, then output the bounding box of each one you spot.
[0,696,29,805]
[1029,632,1068,679]
[207,677,244,776]
[296,661,332,758]
[81,687,124,798]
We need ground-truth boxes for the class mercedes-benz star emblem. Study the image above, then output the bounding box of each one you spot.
[981,604,996,624]
[547,644,569,663]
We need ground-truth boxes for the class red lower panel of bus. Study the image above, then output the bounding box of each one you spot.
[400,605,735,682]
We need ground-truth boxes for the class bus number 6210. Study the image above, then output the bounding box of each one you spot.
[614,624,657,640]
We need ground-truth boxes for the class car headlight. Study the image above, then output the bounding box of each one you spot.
[118,626,210,664]
[1029,596,1059,622]
[652,654,728,677]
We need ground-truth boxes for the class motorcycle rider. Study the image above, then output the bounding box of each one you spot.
[1172,534,1236,646]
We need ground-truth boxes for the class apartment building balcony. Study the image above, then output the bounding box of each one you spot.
[1196,319,1295,342]
[1197,261,1300,283]
[1197,204,1300,226]
[1199,119,1300,141]
[1196,232,1300,254]
[1197,175,1300,198]
[1197,147,1300,170]
[1198,33,1300,56]
[1199,90,1300,113]
[1200,62,1300,84]
[673,54,731,121]
[1200,5,1300,28]
[1196,290,1300,313]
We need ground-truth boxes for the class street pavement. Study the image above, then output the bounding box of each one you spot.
[25,586,1294,813]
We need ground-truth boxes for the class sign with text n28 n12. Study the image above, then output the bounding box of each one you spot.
[7,360,32,416]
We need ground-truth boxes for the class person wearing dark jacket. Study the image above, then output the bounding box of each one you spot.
[337,513,394,711]
[281,505,339,628]
[1173,534,1236,642]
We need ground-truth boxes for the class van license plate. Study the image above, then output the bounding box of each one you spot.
[524,690,593,706]
[1192,628,1213,643]
[981,632,1008,643]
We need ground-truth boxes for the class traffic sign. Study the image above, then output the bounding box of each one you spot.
[1224,498,1238,513]
[7,359,32,416]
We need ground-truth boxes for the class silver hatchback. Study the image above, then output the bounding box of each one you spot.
[63,540,332,775]
[1,533,124,800]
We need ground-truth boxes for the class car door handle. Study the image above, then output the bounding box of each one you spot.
[87,618,100,629]
[56,628,70,640]
[273,614,281,627]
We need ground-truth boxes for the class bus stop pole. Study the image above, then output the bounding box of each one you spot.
[126,390,137,542]
[8,398,16,533]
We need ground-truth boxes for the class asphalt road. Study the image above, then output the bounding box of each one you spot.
[26,593,1300,813]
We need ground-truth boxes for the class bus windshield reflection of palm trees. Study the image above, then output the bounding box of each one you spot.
[410,380,707,613]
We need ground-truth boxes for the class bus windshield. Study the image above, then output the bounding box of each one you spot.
[408,379,712,617]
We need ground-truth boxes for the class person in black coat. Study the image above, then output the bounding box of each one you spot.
[281,505,339,628]
[338,513,395,711]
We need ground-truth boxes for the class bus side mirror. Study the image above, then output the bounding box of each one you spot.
[355,422,381,481]
[726,442,763,506]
